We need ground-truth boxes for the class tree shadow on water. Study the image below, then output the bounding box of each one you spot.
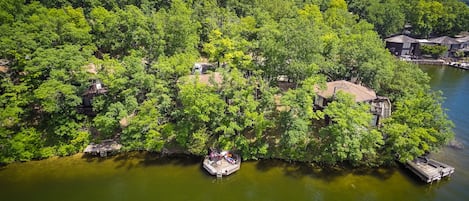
[256,159,404,183]
[255,159,286,172]
[81,153,108,163]
[350,167,396,181]
[80,151,203,170]
[137,152,201,167]
[112,153,140,170]
[0,164,6,171]
[284,163,349,182]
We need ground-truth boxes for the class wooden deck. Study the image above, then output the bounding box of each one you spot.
[84,140,122,157]
[406,157,455,183]
[203,154,241,178]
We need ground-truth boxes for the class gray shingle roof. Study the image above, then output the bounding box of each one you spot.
[456,36,469,43]
[428,36,460,45]
[316,80,377,102]
[384,35,418,43]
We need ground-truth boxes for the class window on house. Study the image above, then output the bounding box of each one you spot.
[403,43,411,49]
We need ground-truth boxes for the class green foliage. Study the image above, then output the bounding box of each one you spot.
[0,0,25,24]
[420,44,448,58]
[318,92,383,166]
[348,0,469,38]
[379,61,430,101]
[1,128,42,163]
[278,77,325,160]
[161,0,200,56]
[0,0,454,166]
[382,91,453,163]
[188,128,210,155]
[203,29,252,69]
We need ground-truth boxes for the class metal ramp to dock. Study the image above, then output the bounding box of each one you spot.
[406,157,455,183]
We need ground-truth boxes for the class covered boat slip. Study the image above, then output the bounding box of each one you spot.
[406,157,455,183]
[203,150,241,177]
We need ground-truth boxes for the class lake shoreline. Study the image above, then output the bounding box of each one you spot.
[1,150,401,172]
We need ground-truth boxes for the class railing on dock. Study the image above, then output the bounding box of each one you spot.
[406,157,455,183]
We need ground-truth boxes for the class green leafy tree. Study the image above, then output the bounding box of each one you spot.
[122,98,165,151]
[203,29,252,68]
[379,61,430,101]
[0,0,25,24]
[161,0,200,56]
[176,74,225,149]
[420,44,448,59]
[318,92,383,166]
[382,91,454,163]
[407,0,444,37]
[365,1,405,37]
[1,128,42,162]
[278,77,325,160]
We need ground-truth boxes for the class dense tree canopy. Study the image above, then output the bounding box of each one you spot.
[347,0,469,38]
[0,0,454,166]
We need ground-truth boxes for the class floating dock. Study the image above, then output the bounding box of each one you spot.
[203,151,241,178]
[406,157,455,183]
[84,139,122,157]
[447,62,469,70]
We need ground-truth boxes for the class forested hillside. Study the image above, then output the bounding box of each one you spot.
[347,0,469,37]
[0,0,455,166]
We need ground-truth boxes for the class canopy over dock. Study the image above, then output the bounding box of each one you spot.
[203,150,241,178]
[84,139,122,157]
[406,157,455,183]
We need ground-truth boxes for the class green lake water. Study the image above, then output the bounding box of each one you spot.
[0,65,468,201]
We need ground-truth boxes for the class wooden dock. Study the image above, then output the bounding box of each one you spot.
[203,151,241,178]
[448,62,469,70]
[406,157,454,183]
[84,139,122,157]
[409,59,446,65]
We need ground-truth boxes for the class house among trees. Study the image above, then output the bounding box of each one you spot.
[80,79,108,116]
[192,62,216,75]
[314,80,391,126]
[456,36,469,56]
[0,59,9,74]
[384,35,419,56]
[385,34,469,58]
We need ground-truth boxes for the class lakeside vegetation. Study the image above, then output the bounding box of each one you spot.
[0,0,460,166]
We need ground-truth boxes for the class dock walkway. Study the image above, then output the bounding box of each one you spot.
[84,139,122,157]
[406,157,454,183]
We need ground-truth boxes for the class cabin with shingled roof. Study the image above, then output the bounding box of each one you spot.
[314,80,391,126]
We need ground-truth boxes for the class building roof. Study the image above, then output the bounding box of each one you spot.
[428,36,460,45]
[417,39,431,43]
[86,63,98,74]
[187,72,223,86]
[0,66,8,73]
[385,35,418,43]
[456,36,469,43]
[316,80,377,102]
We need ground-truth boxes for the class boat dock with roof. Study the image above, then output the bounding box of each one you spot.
[203,150,241,178]
[406,157,455,183]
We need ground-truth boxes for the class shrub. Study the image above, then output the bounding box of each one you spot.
[420,45,448,58]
